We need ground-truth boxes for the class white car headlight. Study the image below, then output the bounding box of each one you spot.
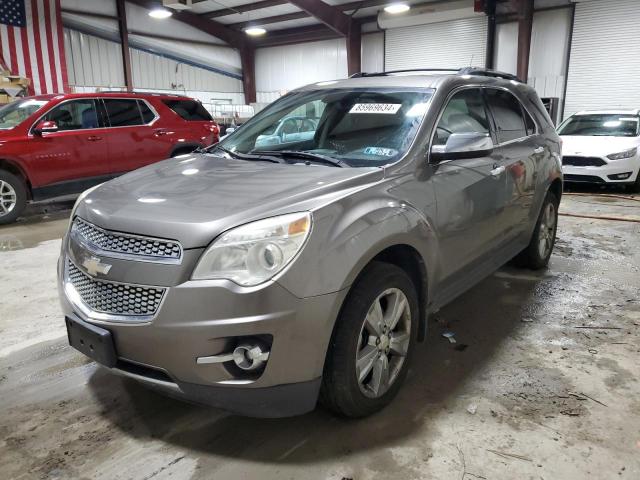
[607,147,637,160]
[192,212,312,286]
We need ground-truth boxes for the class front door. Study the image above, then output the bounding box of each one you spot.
[429,88,509,286]
[26,98,109,188]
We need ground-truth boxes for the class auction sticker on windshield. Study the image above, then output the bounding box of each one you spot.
[349,103,402,114]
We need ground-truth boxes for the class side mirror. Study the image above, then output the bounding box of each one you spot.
[431,133,494,162]
[225,127,236,135]
[33,120,58,136]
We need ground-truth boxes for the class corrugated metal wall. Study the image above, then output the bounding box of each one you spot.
[564,0,640,117]
[384,17,487,70]
[64,28,245,106]
[495,8,571,101]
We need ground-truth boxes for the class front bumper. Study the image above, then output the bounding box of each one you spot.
[562,156,640,184]
[58,248,347,417]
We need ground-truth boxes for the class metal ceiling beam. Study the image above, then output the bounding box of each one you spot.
[230,11,309,30]
[287,0,352,35]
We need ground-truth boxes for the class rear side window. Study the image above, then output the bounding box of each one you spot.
[138,100,156,123]
[163,99,212,121]
[486,89,527,143]
[103,99,144,127]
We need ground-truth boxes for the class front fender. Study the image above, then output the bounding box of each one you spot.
[277,194,439,301]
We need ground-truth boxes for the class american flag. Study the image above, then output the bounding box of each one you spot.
[0,0,69,95]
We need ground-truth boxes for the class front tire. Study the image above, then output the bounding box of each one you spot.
[321,261,419,418]
[514,191,559,269]
[629,171,640,194]
[0,170,27,225]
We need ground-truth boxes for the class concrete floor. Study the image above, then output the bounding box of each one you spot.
[1,191,639,480]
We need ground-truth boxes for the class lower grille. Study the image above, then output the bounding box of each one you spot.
[67,260,165,317]
[563,174,606,184]
[562,156,606,167]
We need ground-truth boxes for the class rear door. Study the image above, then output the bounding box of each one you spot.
[26,98,109,187]
[430,87,509,282]
[101,98,171,173]
[484,88,540,242]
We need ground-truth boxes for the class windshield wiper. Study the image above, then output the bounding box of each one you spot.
[255,150,346,168]
[204,145,284,164]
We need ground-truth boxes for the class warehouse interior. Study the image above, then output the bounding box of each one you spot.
[1,0,639,479]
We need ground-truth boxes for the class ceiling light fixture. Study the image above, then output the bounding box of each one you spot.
[148,7,173,19]
[244,26,267,36]
[384,3,410,14]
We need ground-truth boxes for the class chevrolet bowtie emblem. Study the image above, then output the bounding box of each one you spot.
[82,256,112,277]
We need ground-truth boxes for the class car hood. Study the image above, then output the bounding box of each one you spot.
[75,154,384,248]
[561,135,639,157]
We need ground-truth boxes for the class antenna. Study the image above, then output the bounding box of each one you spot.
[468,54,475,67]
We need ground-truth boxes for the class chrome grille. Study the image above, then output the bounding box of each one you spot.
[72,218,182,261]
[67,260,165,316]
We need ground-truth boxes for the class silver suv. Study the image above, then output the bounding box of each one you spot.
[58,68,562,418]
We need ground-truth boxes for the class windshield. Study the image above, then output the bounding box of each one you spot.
[0,99,48,130]
[558,114,640,137]
[219,87,434,167]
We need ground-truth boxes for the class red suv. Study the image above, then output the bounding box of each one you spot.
[0,92,219,224]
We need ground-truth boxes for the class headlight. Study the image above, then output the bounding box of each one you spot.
[607,147,637,160]
[192,212,312,286]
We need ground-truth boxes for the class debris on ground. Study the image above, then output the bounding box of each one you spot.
[467,403,478,415]
[486,449,532,462]
[442,331,456,343]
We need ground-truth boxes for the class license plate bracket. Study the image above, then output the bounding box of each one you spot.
[66,316,117,368]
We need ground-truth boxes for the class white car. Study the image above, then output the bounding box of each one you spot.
[558,110,640,191]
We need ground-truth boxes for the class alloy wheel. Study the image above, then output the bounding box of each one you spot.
[0,180,17,217]
[356,288,411,398]
[537,202,557,259]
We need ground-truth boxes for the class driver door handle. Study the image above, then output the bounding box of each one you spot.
[490,165,505,176]
[87,135,102,142]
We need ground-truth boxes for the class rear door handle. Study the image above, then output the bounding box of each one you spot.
[154,129,169,136]
[490,165,505,176]
[87,135,102,142]
[533,146,544,155]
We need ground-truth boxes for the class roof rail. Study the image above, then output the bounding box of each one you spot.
[349,67,523,82]
[94,90,190,97]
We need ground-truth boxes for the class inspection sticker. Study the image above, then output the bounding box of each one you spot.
[349,103,402,114]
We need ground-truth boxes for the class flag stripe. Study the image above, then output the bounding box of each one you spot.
[0,0,69,95]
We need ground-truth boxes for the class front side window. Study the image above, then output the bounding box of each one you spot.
[433,88,491,147]
[103,99,144,127]
[558,114,639,137]
[163,99,212,121]
[486,89,527,143]
[0,99,48,130]
[43,99,99,131]
[220,88,434,167]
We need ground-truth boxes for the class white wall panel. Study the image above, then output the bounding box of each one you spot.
[385,17,487,70]
[362,32,384,73]
[255,38,348,94]
[64,29,244,105]
[494,22,518,75]
[564,0,640,117]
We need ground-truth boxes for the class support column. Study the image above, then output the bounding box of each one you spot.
[116,0,133,91]
[516,0,534,82]
[485,0,497,69]
[240,46,256,104]
[347,22,362,76]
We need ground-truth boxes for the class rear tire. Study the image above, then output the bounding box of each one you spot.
[0,170,27,225]
[513,191,559,269]
[320,261,418,418]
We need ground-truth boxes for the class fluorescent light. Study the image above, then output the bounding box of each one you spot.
[244,26,267,36]
[384,3,410,14]
[149,7,172,19]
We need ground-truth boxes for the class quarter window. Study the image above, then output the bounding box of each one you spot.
[433,88,491,147]
[103,99,145,127]
[485,89,527,143]
[43,99,99,131]
[162,99,212,121]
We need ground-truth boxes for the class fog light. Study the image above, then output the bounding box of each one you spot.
[232,343,270,371]
[608,172,632,180]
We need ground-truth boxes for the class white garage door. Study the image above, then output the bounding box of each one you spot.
[385,17,487,71]
[564,0,640,118]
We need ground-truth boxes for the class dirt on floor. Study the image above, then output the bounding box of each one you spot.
[0,191,639,480]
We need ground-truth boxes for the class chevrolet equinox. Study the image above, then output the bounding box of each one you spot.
[58,68,562,418]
